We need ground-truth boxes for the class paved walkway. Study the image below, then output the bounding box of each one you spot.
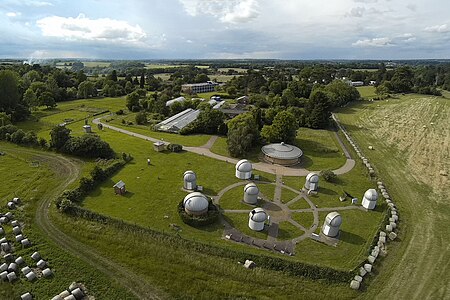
[93,116,356,176]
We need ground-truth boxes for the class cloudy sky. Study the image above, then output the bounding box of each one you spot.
[0,0,449,60]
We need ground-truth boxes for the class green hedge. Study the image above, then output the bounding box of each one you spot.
[177,200,219,227]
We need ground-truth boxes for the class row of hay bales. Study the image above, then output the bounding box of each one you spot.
[332,114,400,291]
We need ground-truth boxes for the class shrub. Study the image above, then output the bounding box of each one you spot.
[320,169,337,182]
[167,143,183,152]
[10,129,25,144]
[116,109,124,115]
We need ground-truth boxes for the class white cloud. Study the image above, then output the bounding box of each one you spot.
[36,14,147,43]
[179,0,259,23]
[347,7,365,17]
[6,12,21,17]
[424,24,449,33]
[396,33,416,42]
[352,37,392,47]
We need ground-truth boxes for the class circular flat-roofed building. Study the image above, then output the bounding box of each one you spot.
[261,142,303,166]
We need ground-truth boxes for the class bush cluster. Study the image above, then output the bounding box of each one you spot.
[0,124,47,147]
[177,200,219,227]
[167,143,183,152]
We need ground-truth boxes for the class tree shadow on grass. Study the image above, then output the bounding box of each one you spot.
[339,230,365,245]
[298,155,313,169]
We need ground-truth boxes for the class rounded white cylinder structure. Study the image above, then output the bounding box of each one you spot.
[183,192,209,216]
[248,208,267,231]
[183,170,197,190]
[362,189,378,210]
[304,173,319,191]
[322,211,342,237]
[243,183,259,204]
[235,159,252,179]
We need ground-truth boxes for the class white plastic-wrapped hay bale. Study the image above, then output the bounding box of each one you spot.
[8,262,18,272]
[12,226,21,235]
[69,282,79,291]
[5,212,13,219]
[7,202,15,209]
[0,227,4,236]
[52,295,64,300]
[390,222,397,229]
[15,256,25,265]
[11,220,19,227]
[3,253,13,262]
[359,266,367,277]
[7,271,18,282]
[64,295,76,300]
[0,263,7,272]
[364,263,373,272]
[0,271,7,280]
[386,224,393,232]
[59,290,71,298]
[350,280,360,290]
[31,252,41,261]
[21,266,31,275]
[392,215,399,222]
[379,231,386,237]
[1,242,11,252]
[389,232,398,240]
[379,236,386,243]
[354,275,363,282]
[42,268,53,278]
[36,259,46,269]
[25,271,37,282]
[12,198,21,205]
[21,292,33,300]
[71,287,84,299]
[0,217,8,224]
[16,234,24,242]
[21,239,31,247]
[0,237,6,244]
[368,255,376,264]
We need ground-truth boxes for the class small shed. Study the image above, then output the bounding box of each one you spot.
[243,183,259,205]
[83,125,92,133]
[235,159,252,179]
[183,171,197,190]
[113,180,126,195]
[304,173,319,191]
[322,211,342,238]
[153,141,166,152]
[248,208,267,231]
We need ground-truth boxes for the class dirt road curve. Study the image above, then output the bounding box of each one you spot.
[3,145,162,300]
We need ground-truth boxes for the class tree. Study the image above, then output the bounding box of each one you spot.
[390,66,414,93]
[135,111,147,125]
[140,73,145,89]
[50,125,71,150]
[126,91,140,111]
[23,89,38,109]
[261,111,298,144]
[226,113,259,157]
[305,90,332,129]
[0,112,12,126]
[39,91,56,108]
[0,70,20,113]
[77,81,96,98]
[108,70,118,82]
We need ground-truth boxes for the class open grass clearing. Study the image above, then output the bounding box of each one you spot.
[277,221,304,240]
[356,86,377,99]
[291,212,315,230]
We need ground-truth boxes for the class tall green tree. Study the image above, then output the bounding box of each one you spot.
[261,111,298,144]
[226,113,259,157]
[50,125,71,150]
[305,90,332,129]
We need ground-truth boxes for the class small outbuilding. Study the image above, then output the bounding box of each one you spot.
[243,183,259,205]
[235,159,252,179]
[183,171,197,191]
[261,142,303,166]
[248,208,267,231]
[362,189,378,210]
[153,141,166,152]
[304,173,319,191]
[82,125,92,133]
[183,192,209,216]
[113,180,126,195]
[322,211,342,238]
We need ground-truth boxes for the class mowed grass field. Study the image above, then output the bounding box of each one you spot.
[0,143,134,299]
[335,93,450,299]
[356,86,377,99]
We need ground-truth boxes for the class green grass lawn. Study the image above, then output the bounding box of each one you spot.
[357,86,377,99]
[280,186,300,203]
[277,221,304,240]
[257,183,276,201]
[218,185,267,210]
[288,198,311,210]
[210,136,262,162]
[223,213,268,240]
[196,91,231,100]
[291,212,315,229]
[153,73,172,81]
[295,127,347,171]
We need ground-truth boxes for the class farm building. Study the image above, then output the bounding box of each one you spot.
[243,183,259,204]
[183,192,209,216]
[153,141,166,152]
[362,189,378,210]
[165,96,186,107]
[235,159,252,179]
[322,211,342,238]
[248,208,267,231]
[181,81,218,94]
[154,108,200,133]
[304,173,319,191]
[183,171,197,190]
[261,142,303,166]
[113,180,126,195]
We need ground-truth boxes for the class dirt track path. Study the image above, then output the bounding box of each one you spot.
[3,145,163,300]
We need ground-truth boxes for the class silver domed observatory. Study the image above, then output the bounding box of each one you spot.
[243,183,259,205]
[322,212,342,238]
[183,192,209,216]
[248,208,267,231]
[235,159,252,179]
[304,173,319,191]
[362,189,378,210]
[261,142,303,166]
[183,170,197,190]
